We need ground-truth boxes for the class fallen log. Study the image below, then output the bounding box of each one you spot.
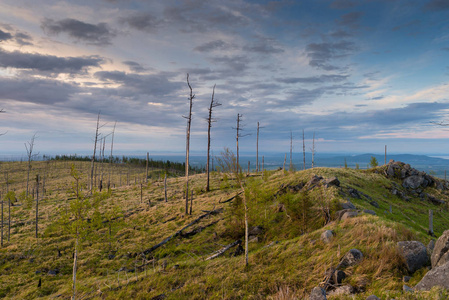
[219,192,243,204]
[181,219,222,238]
[141,208,223,256]
[205,239,241,260]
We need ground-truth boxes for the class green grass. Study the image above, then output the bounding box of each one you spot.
[0,162,449,299]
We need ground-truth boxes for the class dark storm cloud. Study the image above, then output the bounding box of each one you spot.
[277,74,349,84]
[306,40,356,70]
[120,12,162,33]
[330,0,357,9]
[424,0,449,11]
[0,29,13,42]
[122,61,148,73]
[336,12,363,28]
[41,18,116,45]
[0,77,77,104]
[0,48,104,74]
[194,40,238,52]
[94,71,183,98]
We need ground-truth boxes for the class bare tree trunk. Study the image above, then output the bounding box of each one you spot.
[184,73,195,215]
[109,121,116,189]
[262,156,264,172]
[1,192,3,247]
[90,112,101,193]
[283,153,287,171]
[25,133,37,197]
[164,173,168,202]
[72,234,79,300]
[35,175,39,238]
[206,84,220,192]
[302,129,306,170]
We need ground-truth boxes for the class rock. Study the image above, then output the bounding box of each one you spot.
[47,269,58,276]
[415,261,449,291]
[369,201,379,208]
[431,229,449,268]
[333,270,346,284]
[306,175,323,189]
[335,209,353,221]
[426,194,446,205]
[363,209,376,216]
[309,286,327,300]
[341,211,358,220]
[427,240,435,257]
[324,177,340,187]
[403,276,411,283]
[366,296,380,300]
[340,249,363,268]
[403,285,413,292]
[321,230,334,244]
[249,226,264,236]
[341,201,356,209]
[327,285,353,297]
[403,175,431,189]
[397,241,429,273]
[348,188,361,199]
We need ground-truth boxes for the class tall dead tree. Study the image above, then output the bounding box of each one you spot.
[90,112,102,193]
[108,121,116,189]
[146,152,149,183]
[302,129,306,170]
[206,84,221,192]
[311,132,316,168]
[184,73,194,215]
[256,122,260,173]
[234,114,249,172]
[1,191,3,247]
[35,175,39,238]
[289,131,293,171]
[25,133,38,197]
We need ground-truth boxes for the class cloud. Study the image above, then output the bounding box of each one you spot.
[94,71,183,98]
[120,12,162,33]
[0,48,104,74]
[194,40,238,52]
[210,55,249,73]
[122,61,149,73]
[336,12,363,28]
[0,77,78,104]
[425,0,449,11]
[392,20,421,31]
[306,40,357,70]
[330,30,353,38]
[14,32,33,46]
[243,36,284,54]
[0,29,13,42]
[41,18,116,46]
[277,74,349,84]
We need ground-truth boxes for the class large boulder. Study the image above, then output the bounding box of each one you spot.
[341,211,358,221]
[324,177,340,187]
[431,229,449,268]
[415,261,449,291]
[321,230,334,244]
[403,175,428,189]
[309,286,327,300]
[339,249,363,268]
[327,285,353,297]
[397,241,429,273]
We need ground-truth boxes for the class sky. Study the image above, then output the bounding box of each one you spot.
[0,0,449,157]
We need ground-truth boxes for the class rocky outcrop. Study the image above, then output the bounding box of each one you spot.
[324,177,340,187]
[415,261,449,291]
[341,211,358,220]
[385,160,434,190]
[397,241,429,273]
[309,286,327,300]
[321,230,334,244]
[431,229,449,268]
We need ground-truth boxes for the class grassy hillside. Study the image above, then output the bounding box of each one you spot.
[1,161,449,299]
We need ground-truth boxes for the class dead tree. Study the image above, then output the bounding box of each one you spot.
[109,121,117,189]
[90,112,103,193]
[256,122,260,173]
[146,152,149,183]
[234,114,250,173]
[311,132,316,168]
[183,73,194,215]
[289,131,293,171]
[25,133,38,197]
[35,175,39,238]
[1,191,3,247]
[206,84,221,192]
[302,129,306,170]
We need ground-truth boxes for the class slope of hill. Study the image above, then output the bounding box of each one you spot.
[0,160,449,299]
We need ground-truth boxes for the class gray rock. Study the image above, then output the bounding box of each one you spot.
[47,269,58,276]
[324,177,340,187]
[341,201,356,210]
[309,286,327,300]
[397,241,429,273]
[341,211,358,220]
[427,240,435,257]
[340,249,363,268]
[321,230,334,244]
[327,285,353,297]
[363,209,376,216]
[403,175,426,189]
[366,296,380,300]
[369,201,379,208]
[348,188,361,199]
[403,276,411,283]
[403,284,413,292]
[415,261,449,291]
[431,229,449,268]
[335,209,353,221]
